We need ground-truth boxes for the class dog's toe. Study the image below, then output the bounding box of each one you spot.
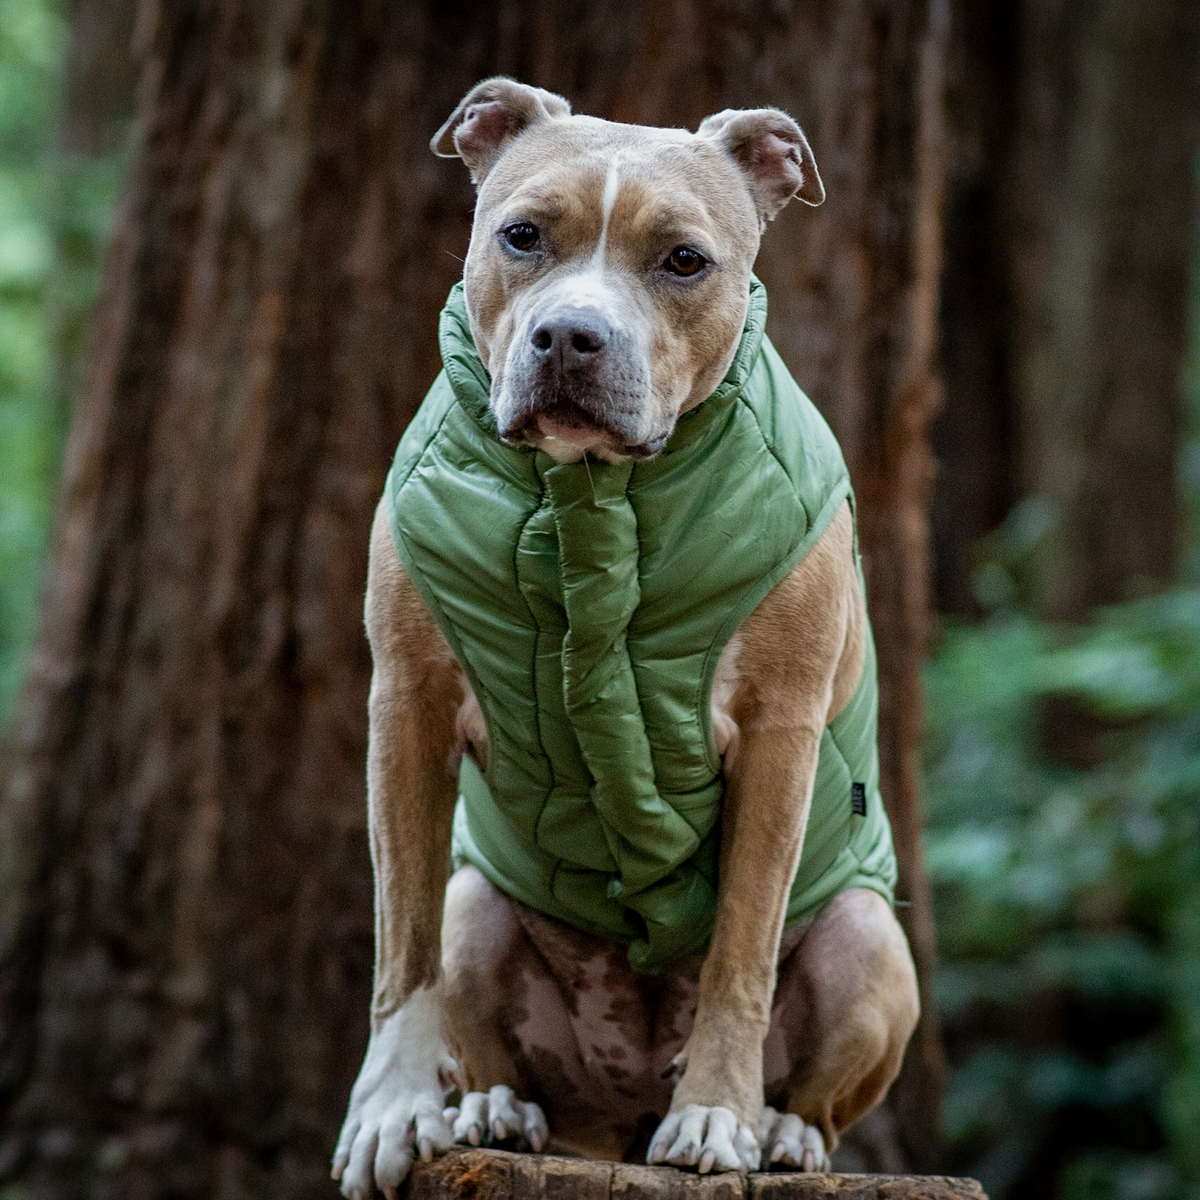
[646,1111,684,1165]
[801,1122,831,1174]
[487,1084,524,1141]
[451,1091,488,1146]
[340,1125,379,1200]
[373,1123,413,1199]
[666,1106,707,1167]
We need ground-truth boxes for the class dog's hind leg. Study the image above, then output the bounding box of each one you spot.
[442,864,638,1161]
[440,865,553,1152]
[761,887,919,1169]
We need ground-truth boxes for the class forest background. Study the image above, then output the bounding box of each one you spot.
[0,2,1197,1200]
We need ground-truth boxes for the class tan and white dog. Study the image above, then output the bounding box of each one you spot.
[333,78,920,1200]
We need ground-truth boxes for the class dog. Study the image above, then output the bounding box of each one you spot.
[332,78,920,1200]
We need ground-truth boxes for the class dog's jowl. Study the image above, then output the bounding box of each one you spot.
[332,78,919,1200]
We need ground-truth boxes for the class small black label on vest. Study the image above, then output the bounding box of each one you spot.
[851,782,867,816]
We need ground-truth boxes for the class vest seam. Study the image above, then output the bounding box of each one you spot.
[752,383,814,530]
[514,492,564,890]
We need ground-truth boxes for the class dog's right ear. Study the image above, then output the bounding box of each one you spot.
[432,77,572,186]
[698,107,824,228]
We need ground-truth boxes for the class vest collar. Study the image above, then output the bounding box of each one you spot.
[437,276,769,457]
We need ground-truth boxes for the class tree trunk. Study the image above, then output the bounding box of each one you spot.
[935,0,1199,619]
[0,2,948,1194]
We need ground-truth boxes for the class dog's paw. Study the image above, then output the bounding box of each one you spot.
[444,1085,548,1151]
[647,1104,761,1173]
[331,996,458,1200]
[759,1107,830,1172]
[334,1088,454,1200]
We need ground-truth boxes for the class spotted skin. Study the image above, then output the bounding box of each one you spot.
[443,865,913,1163]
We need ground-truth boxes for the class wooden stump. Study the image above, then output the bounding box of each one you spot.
[405,1149,987,1200]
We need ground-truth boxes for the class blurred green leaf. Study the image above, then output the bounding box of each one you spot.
[926,589,1200,1199]
[0,0,126,723]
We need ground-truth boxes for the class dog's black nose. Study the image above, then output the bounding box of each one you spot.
[530,311,611,369]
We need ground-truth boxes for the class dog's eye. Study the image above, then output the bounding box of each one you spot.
[665,247,707,277]
[503,223,540,252]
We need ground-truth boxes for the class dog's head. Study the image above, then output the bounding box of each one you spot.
[433,78,823,462]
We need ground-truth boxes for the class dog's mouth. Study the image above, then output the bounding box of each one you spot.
[505,400,665,460]
[536,401,606,437]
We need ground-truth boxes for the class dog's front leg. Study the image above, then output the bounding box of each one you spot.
[647,723,823,1174]
[333,505,465,1200]
[648,503,862,1175]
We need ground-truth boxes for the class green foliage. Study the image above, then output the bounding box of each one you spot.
[924,588,1200,1199]
[928,182,1200,1199]
[0,0,124,723]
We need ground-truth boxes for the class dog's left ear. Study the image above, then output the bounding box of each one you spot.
[432,77,572,186]
[698,107,824,226]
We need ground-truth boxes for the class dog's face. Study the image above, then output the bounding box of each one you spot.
[434,80,823,462]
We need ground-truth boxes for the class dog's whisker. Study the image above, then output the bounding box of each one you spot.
[582,451,596,501]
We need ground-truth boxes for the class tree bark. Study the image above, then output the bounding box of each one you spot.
[0,2,948,1194]
[59,0,140,159]
[935,0,1200,618]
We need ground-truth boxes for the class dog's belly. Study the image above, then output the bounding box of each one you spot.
[511,902,696,1114]
[497,896,811,1150]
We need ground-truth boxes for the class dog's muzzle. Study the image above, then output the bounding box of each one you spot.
[497,303,658,455]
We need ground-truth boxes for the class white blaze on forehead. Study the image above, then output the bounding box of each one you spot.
[591,159,621,269]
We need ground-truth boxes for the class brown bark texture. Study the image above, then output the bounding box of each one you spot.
[934,0,1200,618]
[405,1149,987,1200]
[0,1,948,1195]
[59,0,140,159]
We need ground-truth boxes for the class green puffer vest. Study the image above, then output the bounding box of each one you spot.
[385,278,896,973]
